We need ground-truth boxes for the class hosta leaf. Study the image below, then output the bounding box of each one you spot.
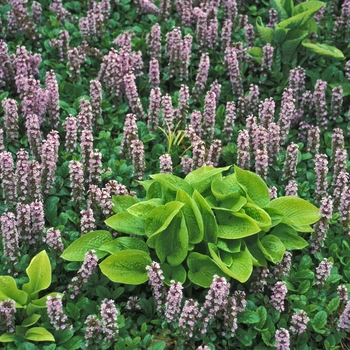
[246,47,263,65]
[234,165,270,207]
[255,17,274,44]
[150,174,193,195]
[214,209,261,239]
[24,327,55,342]
[270,223,308,250]
[23,250,51,296]
[111,195,139,214]
[0,276,28,306]
[145,201,184,237]
[127,198,164,220]
[187,252,229,288]
[302,42,345,59]
[156,214,188,266]
[161,263,187,285]
[0,333,15,342]
[265,196,321,226]
[99,237,149,254]
[105,212,145,236]
[217,239,241,253]
[242,203,271,229]
[208,243,253,283]
[185,165,231,193]
[61,230,113,261]
[294,1,326,15]
[245,238,268,267]
[22,314,41,327]
[99,250,152,284]
[176,189,204,244]
[258,235,285,263]
[193,190,217,244]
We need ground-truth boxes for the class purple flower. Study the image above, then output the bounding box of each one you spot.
[47,295,72,331]
[338,300,350,331]
[165,280,183,323]
[45,228,64,254]
[315,259,333,286]
[0,299,16,333]
[146,262,167,313]
[275,328,290,350]
[159,154,173,174]
[178,299,199,338]
[100,298,119,342]
[84,315,103,347]
[338,285,348,303]
[290,310,309,334]
[270,281,288,312]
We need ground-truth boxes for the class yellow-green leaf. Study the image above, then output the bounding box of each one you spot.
[302,42,345,59]
[24,327,55,342]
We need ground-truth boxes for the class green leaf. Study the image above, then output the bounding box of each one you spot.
[284,0,294,17]
[281,30,308,60]
[238,310,260,324]
[255,17,274,44]
[44,196,60,226]
[245,238,268,267]
[293,1,326,15]
[302,41,345,59]
[22,251,51,296]
[274,25,289,45]
[61,230,113,261]
[99,237,149,254]
[127,199,164,219]
[243,203,271,229]
[148,341,166,350]
[0,333,15,342]
[187,252,228,288]
[22,314,41,327]
[297,280,311,294]
[271,0,288,20]
[270,223,308,249]
[105,211,145,235]
[258,235,285,263]
[25,327,55,342]
[111,195,139,213]
[0,276,28,306]
[312,310,327,329]
[208,243,253,282]
[214,209,261,239]
[156,214,188,266]
[99,250,152,284]
[234,165,270,207]
[193,190,218,244]
[217,239,241,253]
[161,263,187,285]
[255,306,267,330]
[265,197,321,226]
[150,174,193,195]
[327,298,340,313]
[185,165,231,193]
[145,201,184,237]
[247,47,263,65]
[176,189,204,244]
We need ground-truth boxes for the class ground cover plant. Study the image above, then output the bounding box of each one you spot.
[1,0,350,348]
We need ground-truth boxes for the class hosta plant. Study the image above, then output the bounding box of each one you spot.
[61,165,320,288]
[0,250,59,343]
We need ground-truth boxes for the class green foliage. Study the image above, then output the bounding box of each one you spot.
[63,165,320,287]
[0,251,57,343]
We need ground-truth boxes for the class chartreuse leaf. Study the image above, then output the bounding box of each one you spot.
[242,203,271,229]
[234,165,270,207]
[217,239,241,253]
[22,251,51,296]
[271,0,288,20]
[150,174,193,195]
[245,237,268,267]
[99,237,149,254]
[145,201,184,237]
[255,16,274,44]
[246,47,263,65]
[156,214,188,266]
[187,252,229,288]
[258,235,285,263]
[176,189,204,244]
[161,263,187,285]
[293,1,325,15]
[302,42,345,59]
[61,231,113,261]
[24,327,55,342]
[265,196,321,226]
[270,223,308,249]
[145,181,163,199]
[0,333,15,342]
[111,195,139,214]
[105,212,145,236]
[208,243,253,283]
[0,276,28,306]
[22,314,41,327]
[185,165,231,193]
[214,208,261,239]
[127,198,163,219]
[99,250,152,284]
[193,190,217,244]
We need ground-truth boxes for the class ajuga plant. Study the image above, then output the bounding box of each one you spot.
[61,165,320,288]
[0,251,58,343]
[248,0,345,78]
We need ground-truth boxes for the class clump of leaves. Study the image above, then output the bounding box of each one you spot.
[61,165,320,288]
